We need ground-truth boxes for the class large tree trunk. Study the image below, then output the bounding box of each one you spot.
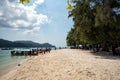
[101,42,110,52]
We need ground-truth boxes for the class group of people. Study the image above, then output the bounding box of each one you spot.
[32,48,51,55]
[39,48,51,54]
[112,43,120,56]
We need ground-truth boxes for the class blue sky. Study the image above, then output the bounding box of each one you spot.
[0,0,73,47]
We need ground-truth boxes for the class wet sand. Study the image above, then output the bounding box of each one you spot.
[0,49,120,80]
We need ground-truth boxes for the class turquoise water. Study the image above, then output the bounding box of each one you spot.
[0,48,28,76]
[0,47,55,77]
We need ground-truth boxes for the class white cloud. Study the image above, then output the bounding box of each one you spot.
[0,12,3,16]
[0,0,48,34]
[24,27,40,34]
[35,0,44,4]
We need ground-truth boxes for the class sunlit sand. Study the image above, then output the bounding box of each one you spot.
[0,49,120,80]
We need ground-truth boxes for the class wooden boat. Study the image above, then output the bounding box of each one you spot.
[1,48,13,50]
[11,48,51,56]
[11,50,38,56]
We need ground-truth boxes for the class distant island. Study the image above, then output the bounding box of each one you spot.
[0,39,55,48]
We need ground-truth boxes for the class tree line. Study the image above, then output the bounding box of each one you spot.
[66,0,120,51]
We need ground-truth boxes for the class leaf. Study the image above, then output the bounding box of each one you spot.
[19,0,30,4]
[66,5,73,10]
[26,0,30,3]
[66,0,73,10]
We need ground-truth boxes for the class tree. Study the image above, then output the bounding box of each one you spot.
[66,28,76,46]
[67,0,120,51]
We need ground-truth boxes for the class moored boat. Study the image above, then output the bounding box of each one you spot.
[11,50,38,56]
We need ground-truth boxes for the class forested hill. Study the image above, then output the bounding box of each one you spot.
[0,39,55,48]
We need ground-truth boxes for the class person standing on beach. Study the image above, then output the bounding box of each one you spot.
[112,43,118,56]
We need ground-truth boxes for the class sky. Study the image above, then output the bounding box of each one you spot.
[0,0,73,47]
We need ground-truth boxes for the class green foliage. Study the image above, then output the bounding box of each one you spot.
[66,28,76,46]
[66,0,120,47]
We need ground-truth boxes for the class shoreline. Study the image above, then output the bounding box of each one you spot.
[0,49,120,80]
[0,56,32,77]
[0,55,42,80]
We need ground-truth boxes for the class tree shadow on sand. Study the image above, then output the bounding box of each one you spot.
[90,51,120,60]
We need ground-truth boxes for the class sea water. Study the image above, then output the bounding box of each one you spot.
[0,48,28,77]
[0,47,55,77]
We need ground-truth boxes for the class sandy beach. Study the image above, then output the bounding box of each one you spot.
[0,49,120,80]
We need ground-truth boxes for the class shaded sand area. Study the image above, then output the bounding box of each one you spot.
[0,49,120,80]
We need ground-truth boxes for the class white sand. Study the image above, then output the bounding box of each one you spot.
[0,49,120,80]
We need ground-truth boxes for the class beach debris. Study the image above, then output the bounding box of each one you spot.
[18,64,21,66]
